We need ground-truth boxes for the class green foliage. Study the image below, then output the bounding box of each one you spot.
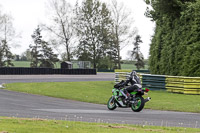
[0,40,14,67]
[39,41,59,68]
[98,56,112,69]
[130,35,145,70]
[182,1,200,76]
[147,0,200,76]
[0,13,15,67]
[0,46,3,66]
[29,26,59,68]
[29,26,42,67]
[145,0,183,20]
[75,0,114,69]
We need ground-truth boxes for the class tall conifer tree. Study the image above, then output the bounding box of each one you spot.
[30,26,59,68]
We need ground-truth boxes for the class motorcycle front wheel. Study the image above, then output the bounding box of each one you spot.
[131,96,145,112]
[107,96,117,110]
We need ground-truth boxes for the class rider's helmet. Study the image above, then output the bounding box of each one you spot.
[132,70,137,76]
[130,70,137,78]
[130,70,141,84]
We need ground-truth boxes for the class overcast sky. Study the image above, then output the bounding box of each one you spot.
[0,0,155,59]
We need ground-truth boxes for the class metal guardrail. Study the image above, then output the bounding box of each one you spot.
[184,77,200,94]
[115,69,150,73]
[115,72,129,83]
[166,76,200,94]
[142,74,166,90]
[166,76,184,93]
[115,71,200,95]
[97,69,115,72]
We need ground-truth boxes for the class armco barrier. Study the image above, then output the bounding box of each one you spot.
[142,74,166,90]
[0,67,96,75]
[115,71,200,95]
[115,69,150,73]
[115,72,129,83]
[166,76,200,94]
[98,69,114,72]
[183,77,200,94]
[115,72,166,90]
[166,76,184,93]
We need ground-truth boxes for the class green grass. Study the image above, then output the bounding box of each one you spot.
[3,81,200,113]
[0,117,199,133]
[121,64,149,69]
[4,81,113,104]
[12,61,61,68]
[12,61,31,67]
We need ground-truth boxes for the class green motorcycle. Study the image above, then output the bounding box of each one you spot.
[107,82,151,112]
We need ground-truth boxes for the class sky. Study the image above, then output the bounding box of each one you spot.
[0,0,155,59]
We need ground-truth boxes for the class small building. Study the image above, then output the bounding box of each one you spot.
[61,61,73,69]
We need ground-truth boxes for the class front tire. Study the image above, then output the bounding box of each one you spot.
[131,96,145,112]
[107,96,117,110]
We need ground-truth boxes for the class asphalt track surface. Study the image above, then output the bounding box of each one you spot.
[0,73,114,83]
[0,73,200,128]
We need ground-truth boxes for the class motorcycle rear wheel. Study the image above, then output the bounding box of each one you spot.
[131,96,145,112]
[107,96,117,110]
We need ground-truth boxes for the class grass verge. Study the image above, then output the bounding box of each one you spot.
[3,81,200,113]
[0,117,200,133]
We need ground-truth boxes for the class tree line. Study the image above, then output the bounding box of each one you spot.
[145,0,200,76]
[0,0,145,69]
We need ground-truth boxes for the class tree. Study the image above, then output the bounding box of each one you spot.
[0,40,14,67]
[30,26,59,68]
[0,43,3,66]
[109,0,137,69]
[39,41,59,68]
[145,0,200,76]
[29,26,42,67]
[0,13,15,67]
[43,0,75,61]
[75,0,114,69]
[130,35,145,70]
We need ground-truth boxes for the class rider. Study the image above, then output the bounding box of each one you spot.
[122,70,142,100]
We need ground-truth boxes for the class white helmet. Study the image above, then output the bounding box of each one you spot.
[130,70,137,77]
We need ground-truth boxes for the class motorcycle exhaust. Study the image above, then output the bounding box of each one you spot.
[144,97,151,103]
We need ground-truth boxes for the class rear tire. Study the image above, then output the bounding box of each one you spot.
[107,96,117,110]
[131,96,145,112]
